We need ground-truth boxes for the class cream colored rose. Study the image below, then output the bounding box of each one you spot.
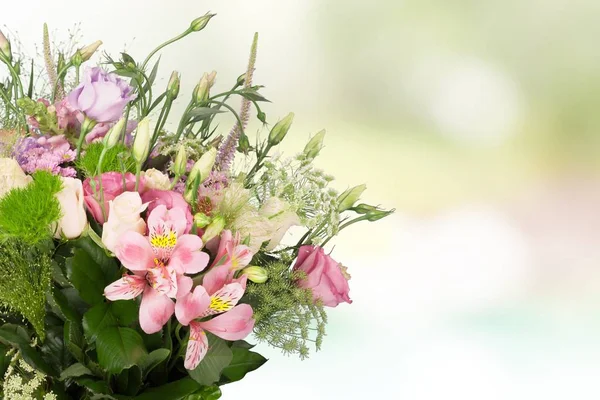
[142,168,171,191]
[0,158,32,198]
[102,192,148,253]
[259,197,301,251]
[54,177,88,239]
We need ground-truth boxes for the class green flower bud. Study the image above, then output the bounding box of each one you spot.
[194,213,212,229]
[351,203,379,215]
[167,71,180,100]
[70,50,83,68]
[188,148,217,184]
[194,71,217,104]
[242,266,268,284]
[366,208,395,222]
[133,118,151,164]
[257,111,267,124]
[237,133,250,154]
[337,184,367,212]
[0,30,11,61]
[173,145,187,176]
[236,73,246,87]
[190,13,216,32]
[268,112,294,146]
[202,215,225,242]
[303,129,326,159]
[103,117,126,149]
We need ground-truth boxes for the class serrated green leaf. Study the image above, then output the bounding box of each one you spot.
[65,320,85,362]
[66,249,111,305]
[59,362,92,381]
[96,327,147,374]
[188,334,233,386]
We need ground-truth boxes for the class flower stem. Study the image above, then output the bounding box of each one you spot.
[76,116,96,160]
[142,29,191,70]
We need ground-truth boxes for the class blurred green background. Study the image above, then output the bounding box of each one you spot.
[6,0,600,398]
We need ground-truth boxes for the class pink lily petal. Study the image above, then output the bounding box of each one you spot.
[202,265,232,296]
[175,285,210,326]
[104,274,146,301]
[114,231,154,272]
[177,275,194,298]
[184,321,208,370]
[211,230,233,268]
[203,282,245,317]
[139,286,175,334]
[170,235,209,275]
[200,304,255,341]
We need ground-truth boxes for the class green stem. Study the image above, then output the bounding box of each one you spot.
[142,29,192,70]
[76,117,96,160]
[151,99,172,149]
[75,65,80,85]
[320,215,370,248]
[134,164,142,192]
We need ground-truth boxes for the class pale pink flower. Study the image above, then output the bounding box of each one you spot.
[175,265,254,370]
[104,205,210,334]
[211,230,253,271]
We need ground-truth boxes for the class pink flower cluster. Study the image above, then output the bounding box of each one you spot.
[102,188,255,370]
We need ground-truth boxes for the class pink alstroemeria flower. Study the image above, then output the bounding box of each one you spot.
[211,230,253,271]
[175,265,255,370]
[104,205,209,334]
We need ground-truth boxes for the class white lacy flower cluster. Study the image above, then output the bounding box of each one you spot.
[3,349,56,400]
[257,154,340,242]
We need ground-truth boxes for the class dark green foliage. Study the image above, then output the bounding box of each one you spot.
[0,240,53,340]
[76,142,136,177]
[0,170,62,244]
[246,262,327,358]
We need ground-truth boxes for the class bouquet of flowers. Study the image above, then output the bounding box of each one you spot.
[0,13,392,399]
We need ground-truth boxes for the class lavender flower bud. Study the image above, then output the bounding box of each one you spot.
[0,30,11,61]
[303,130,326,159]
[167,71,180,100]
[133,118,151,164]
[337,184,367,212]
[190,13,216,32]
[103,118,126,149]
[268,112,294,146]
[242,266,268,284]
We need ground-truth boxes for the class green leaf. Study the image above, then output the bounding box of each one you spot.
[27,59,34,98]
[221,346,267,383]
[0,343,11,377]
[73,236,120,281]
[96,327,147,374]
[53,288,81,322]
[74,377,112,395]
[64,320,85,362]
[148,91,167,113]
[188,334,233,386]
[66,248,113,305]
[0,323,57,377]
[140,348,170,378]
[59,362,92,381]
[83,303,117,343]
[238,88,270,102]
[83,301,139,344]
[187,107,225,124]
[134,377,202,400]
[115,366,142,396]
[143,57,160,93]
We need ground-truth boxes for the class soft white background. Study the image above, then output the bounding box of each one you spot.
[5,1,600,399]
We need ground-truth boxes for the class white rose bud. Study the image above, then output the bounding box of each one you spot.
[142,169,172,191]
[102,192,148,253]
[53,177,88,239]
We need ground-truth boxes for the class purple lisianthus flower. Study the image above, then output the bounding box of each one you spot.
[67,67,136,123]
